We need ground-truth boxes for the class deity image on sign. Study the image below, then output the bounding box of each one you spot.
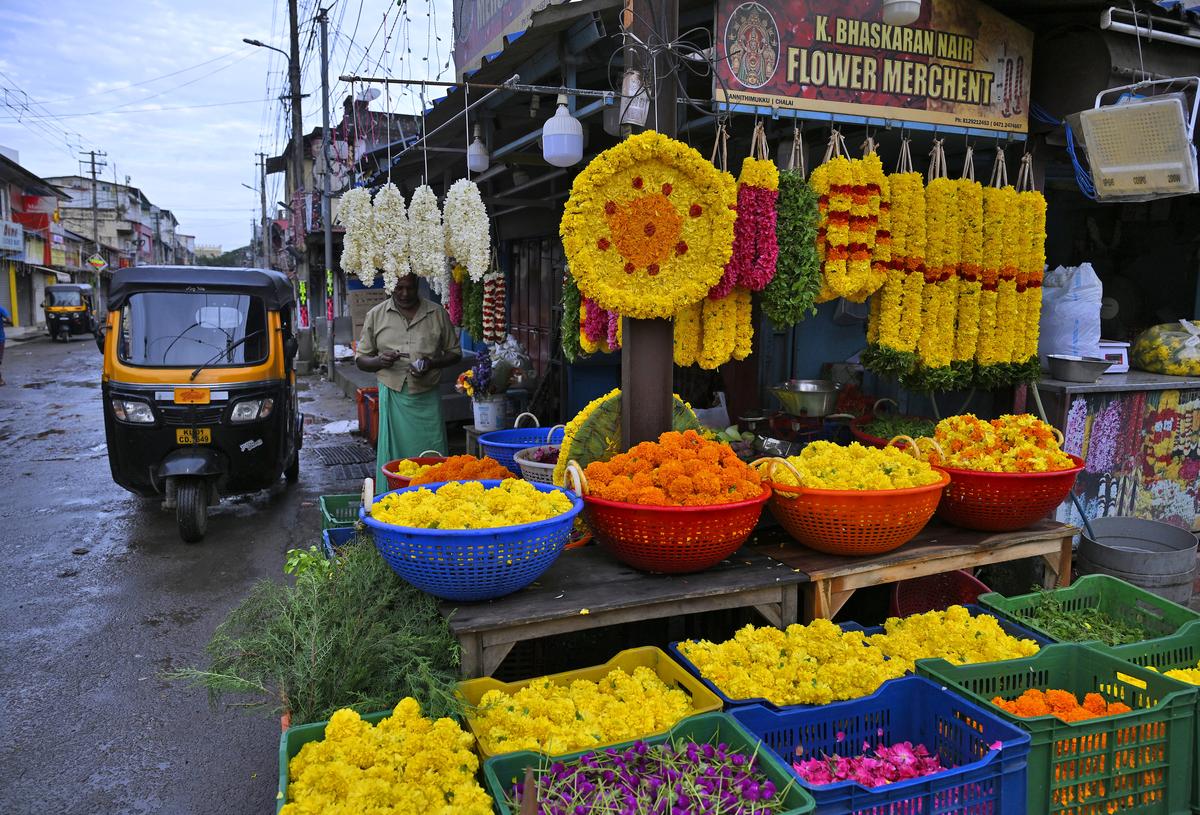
[725,3,780,89]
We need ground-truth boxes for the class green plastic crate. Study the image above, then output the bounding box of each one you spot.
[1105,620,1200,814]
[276,709,390,813]
[318,493,361,530]
[918,643,1197,815]
[482,712,816,815]
[979,574,1200,645]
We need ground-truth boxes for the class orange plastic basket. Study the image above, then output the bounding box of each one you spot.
[935,455,1084,532]
[380,454,447,491]
[765,466,950,556]
[563,459,769,573]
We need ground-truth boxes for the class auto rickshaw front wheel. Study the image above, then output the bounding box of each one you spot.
[175,479,209,543]
[284,450,299,484]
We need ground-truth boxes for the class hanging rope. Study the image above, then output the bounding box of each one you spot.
[419,81,429,185]
[709,120,729,172]
[463,81,471,181]
[895,135,914,174]
[961,144,976,182]
[384,81,392,183]
[927,138,948,180]
[989,145,1009,188]
[821,127,849,164]
[751,120,770,161]
[787,124,806,179]
[1015,151,1035,192]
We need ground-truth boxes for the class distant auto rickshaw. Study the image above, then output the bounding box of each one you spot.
[98,266,302,542]
[43,283,97,340]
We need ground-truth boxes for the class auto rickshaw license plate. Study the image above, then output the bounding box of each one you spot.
[176,428,212,445]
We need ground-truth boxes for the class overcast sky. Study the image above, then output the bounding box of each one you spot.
[0,0,453,251]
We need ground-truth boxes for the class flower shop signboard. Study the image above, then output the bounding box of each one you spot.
[714,0,1033,135]
[453,0,569,79]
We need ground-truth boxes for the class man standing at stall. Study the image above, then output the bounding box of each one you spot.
[356,272,461,492]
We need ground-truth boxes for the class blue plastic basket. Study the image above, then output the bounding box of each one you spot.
[478,426,565,475]
[360,480,582,602]
[668,606,1049,709]
[730,676,1031,815]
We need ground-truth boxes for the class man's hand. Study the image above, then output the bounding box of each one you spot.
[409,357,431,377]
[378,350,403,368]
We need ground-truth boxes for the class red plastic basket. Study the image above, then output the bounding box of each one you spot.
[766,470,949,556]
[579,486,771,574]
[848,415,890,448]
[380,456,447,491]
[889,569,992,617]
[936,454,1084,532]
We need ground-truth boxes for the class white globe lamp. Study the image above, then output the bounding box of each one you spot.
[881,0,922,26]
[542,94,584,168]
[466,124,489,173]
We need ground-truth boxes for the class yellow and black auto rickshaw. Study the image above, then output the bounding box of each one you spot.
[98,266,302,542]
[43,283,97,340]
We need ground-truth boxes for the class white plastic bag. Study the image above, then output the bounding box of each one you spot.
[1039,263,1103,367]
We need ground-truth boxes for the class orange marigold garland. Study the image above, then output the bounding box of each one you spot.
[583,429,761,506]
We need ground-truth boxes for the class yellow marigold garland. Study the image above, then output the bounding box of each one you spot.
[817,156,854,300]
[1016,189,1047,381]
[561,131,736,319]
[908,177,958,390]
[732,287,753,360]
[897,172,927,353]
[974,185,1008,385]
[994,187,1022,370]
[698,294,738,369]
[673,300,702,366]
[952,178,984,386]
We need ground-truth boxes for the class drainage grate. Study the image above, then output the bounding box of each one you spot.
[330,463,375,482]
[313,444,376,466]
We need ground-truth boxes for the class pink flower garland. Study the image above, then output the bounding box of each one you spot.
[606,308,621,351]
[581,296,608,344]
[709,164,780,299]
[447,279,463,326]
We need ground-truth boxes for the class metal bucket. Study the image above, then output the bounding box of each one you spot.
[770,380,839,417]
[1078,516,1199,605]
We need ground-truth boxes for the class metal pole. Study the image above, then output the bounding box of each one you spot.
[319,6,336,381]
[287,0,309,322]
[80,149,105,289]
[620,0,678,448]
[258,152,270,269]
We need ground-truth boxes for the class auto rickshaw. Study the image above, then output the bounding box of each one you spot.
[98,266,303,542]
[43,283,97,340]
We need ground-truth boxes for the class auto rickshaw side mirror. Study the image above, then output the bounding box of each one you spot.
[94,325,107,353]
[283,334,299,362]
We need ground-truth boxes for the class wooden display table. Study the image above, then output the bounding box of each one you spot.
[440,546,805,678]
[750,518,1077,621]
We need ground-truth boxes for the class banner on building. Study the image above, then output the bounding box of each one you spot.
[453,0,567,79]
[0,220,22,255]
[715,0,1033,135]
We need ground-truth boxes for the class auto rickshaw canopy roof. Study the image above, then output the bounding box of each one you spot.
[106,266,293,312]
[47,283,93,294]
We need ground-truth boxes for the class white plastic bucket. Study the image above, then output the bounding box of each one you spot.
[472,396,508,432]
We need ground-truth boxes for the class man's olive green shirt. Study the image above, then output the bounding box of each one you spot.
[356,297,461,394]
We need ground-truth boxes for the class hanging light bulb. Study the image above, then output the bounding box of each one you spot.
[881,0,921,26]
[619,69,649,127]
[467,124,489,173]
[542,93,583,168]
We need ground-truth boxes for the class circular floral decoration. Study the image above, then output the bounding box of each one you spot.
[560,131,736,320]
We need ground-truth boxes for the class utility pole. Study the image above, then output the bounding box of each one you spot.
[80,149,107,292]
[620,0,678,448]
[153,210,161,265]
[318,6,336,381]
[258,152,270,269]
[287,0,309,327]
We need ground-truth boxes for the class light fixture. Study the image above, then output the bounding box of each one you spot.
[619,70,649,127]
[466,124,490,173]
[881,0,922,26]
[542,93,583,167]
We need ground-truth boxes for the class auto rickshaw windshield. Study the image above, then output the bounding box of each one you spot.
[118,291,269,367]
[47,289,83,307]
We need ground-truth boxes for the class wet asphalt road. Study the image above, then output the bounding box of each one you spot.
[0,335,363,815]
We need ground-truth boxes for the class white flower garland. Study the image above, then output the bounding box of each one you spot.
[443,179,491,282]
[407,185,444,286]
[337,186,376,287]
[372,182,409,294]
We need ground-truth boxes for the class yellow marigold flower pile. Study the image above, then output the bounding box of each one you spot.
[1150,660,1200,684]
[471,666,693,755]
[766,441,942,491]
[370,479,572,529]
[281,698,492,815]
[388,458,432,477]
[678,619,906,706]
[584,429,761,506]
[927,413,1076,473]
[867,605,1040,672]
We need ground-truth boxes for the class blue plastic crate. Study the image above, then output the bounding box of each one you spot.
[478,426,565,475]
[320,527,359,560]
[360,479,582,602]
[669,606,1049,709]
[731,676,1031,815]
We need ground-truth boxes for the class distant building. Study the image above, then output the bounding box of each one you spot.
[1,147,68,333]
[196,244,223,259]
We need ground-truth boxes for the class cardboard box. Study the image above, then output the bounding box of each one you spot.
[348,289,389,347]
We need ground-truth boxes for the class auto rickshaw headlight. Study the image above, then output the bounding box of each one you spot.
[112,399,155,424]
[230,398,274,423]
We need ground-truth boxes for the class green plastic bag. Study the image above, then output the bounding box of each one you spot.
[1131,320,1200,376]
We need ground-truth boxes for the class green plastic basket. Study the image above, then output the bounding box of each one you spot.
[918,643,1198,815]
[318,493,361,530]
[1105,620,1200,814]
[979,574,1200,645]
[482,712,816,815]
[276,709,391,813]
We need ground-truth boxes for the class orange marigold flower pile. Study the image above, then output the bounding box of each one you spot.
[992,689,1131,723]
[409,454,515,486]
[584,430,762,506]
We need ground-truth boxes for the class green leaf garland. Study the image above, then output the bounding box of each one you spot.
[561,274,582,363]
[762,169,821,328]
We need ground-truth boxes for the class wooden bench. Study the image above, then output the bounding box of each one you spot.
[440,545,806,678]
[750,518,1077,620]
